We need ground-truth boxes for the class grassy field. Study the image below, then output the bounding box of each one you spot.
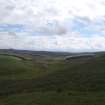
[0,52,105,105]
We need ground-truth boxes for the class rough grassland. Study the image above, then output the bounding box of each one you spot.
[0,53,105,105]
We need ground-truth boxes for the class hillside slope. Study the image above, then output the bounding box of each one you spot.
[0,52,105,105]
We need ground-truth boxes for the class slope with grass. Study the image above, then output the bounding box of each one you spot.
[0,51,105,105]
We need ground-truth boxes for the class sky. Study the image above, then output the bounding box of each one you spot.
[0,0,105,52]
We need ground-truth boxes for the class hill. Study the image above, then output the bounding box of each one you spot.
[0,49,105,105]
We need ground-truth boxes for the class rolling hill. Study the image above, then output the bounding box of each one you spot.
[0,49,105,105]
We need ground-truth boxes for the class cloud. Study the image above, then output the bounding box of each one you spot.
[0,0,105,52]
[1,0,105,27]
[0,32,105,52]
[0,1,104,28]
[1,1,105,18]
[71,16,105,36]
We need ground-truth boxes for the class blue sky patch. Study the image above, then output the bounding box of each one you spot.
[0,24,25,33]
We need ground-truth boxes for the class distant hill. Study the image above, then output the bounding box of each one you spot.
[0,49,98,58]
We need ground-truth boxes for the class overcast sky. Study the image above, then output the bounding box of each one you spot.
[0,0,105,52]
